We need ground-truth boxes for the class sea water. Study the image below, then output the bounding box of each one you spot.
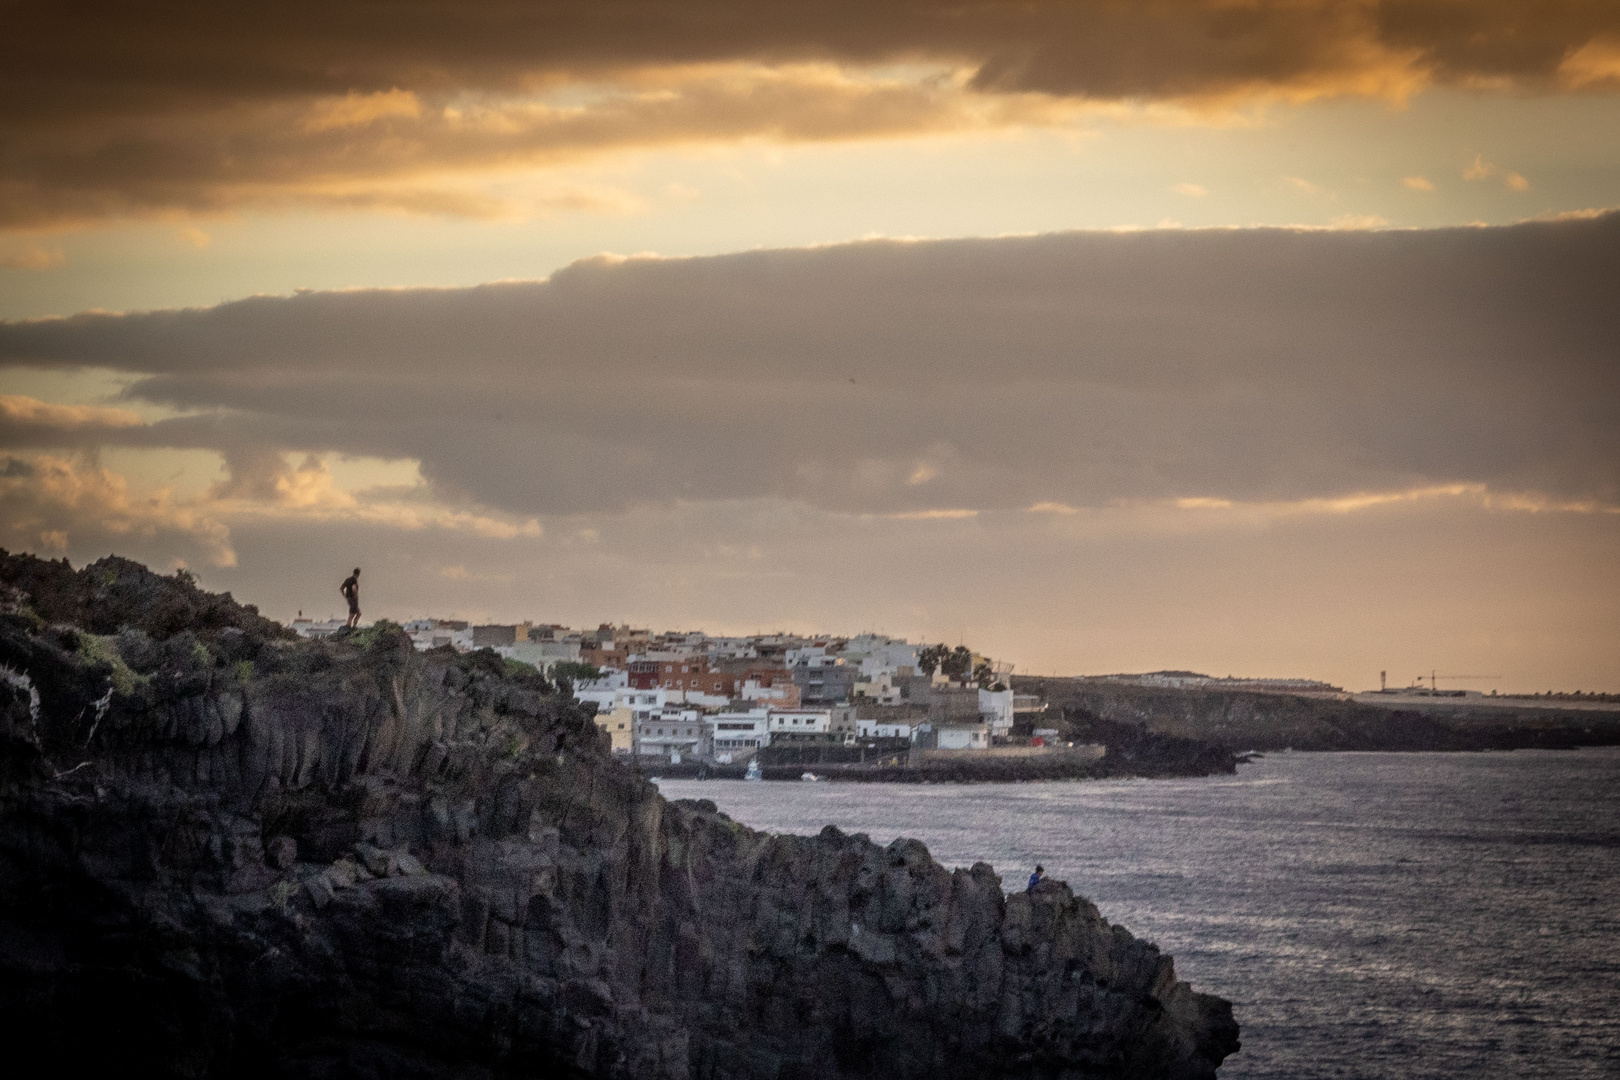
[658,748,1620,1078]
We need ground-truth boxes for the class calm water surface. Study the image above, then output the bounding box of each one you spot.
[658,749,1620,1078]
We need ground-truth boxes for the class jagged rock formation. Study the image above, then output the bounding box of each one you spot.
[0,553,1239,1078]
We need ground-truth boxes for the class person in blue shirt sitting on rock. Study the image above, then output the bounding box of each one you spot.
[1027,865,1045,893]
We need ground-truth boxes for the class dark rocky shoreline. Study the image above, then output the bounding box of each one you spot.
[0,552,1239,1079]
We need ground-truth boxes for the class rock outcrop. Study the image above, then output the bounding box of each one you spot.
[0,553,1238,1078]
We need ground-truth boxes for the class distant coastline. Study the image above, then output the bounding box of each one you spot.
[1017,676,1620,756]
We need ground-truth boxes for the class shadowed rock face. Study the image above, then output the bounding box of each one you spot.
[0,553,1239,1079]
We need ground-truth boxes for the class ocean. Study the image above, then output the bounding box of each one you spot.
[657,748,1620,1078]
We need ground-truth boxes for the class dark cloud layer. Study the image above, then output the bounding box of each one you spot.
[11,1,1617,113]
[2,213,1617,515]
[4,2,1618,227]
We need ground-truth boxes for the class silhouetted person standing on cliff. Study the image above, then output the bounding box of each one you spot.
[341,568,361,628]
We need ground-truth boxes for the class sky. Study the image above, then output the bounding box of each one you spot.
[2,2,1617,692]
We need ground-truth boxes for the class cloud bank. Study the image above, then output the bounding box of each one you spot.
[2,213,1616,522]
[5,1,1619,227]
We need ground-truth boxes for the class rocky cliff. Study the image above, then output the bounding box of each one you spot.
[0,553,1238,1078]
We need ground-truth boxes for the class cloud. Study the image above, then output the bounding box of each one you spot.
[4,2,1619,228]
[1403,175,1436,191]
[0,453,236,566]
[0,64,1080,230]
[883,509,979,521]
[1170,183,1207,197]
[197,452,546,537]
[1169,483,1620,518]
[0,245,66,270]
[1464,155,1531,191]
[0,393,146,432]
[302,88,424,132]
[2,213,1616,526]
[1558,36,1620,88]
[0,432,545,578]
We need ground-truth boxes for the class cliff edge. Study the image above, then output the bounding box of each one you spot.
[0,553,1238,1078]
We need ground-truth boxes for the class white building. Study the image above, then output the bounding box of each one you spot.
[709,707,770,758]
[704,637,759,660]
[978,687,1015,736]
[784,644,831,668]
[768,708,831,736]
[842,637,920,676]
[853,669,906,705]
[931,722,990,750]
[575,680,668,724]
[856,717,918,740]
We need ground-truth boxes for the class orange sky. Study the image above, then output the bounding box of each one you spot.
[2,2,1617,690]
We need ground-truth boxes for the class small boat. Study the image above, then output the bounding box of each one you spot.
[744,759,763,781]
[801,772,820,782]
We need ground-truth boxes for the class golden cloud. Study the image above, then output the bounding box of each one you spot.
[1557,37,1620,88]
[0,393,146,430]
[0,453,237,566]
[302,88,424,132]
[1168,483,1620,517]
[0,65,1081,229]
[2,2,1617,229]
[0,445,545,573]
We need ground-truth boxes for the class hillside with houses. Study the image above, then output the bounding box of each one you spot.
[294,616,1049,773]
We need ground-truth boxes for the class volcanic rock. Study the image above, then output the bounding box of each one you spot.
[0,551,1238,1078]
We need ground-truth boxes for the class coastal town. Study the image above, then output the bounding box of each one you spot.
[288,613,1360,778]
[292,615,1048,770]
